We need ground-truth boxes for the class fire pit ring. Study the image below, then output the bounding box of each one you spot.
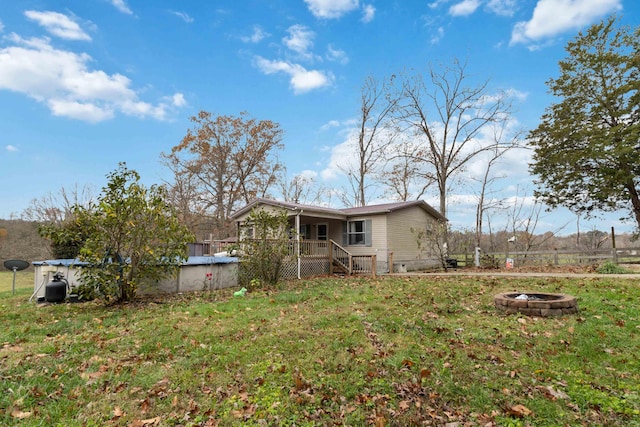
[494,292,578,317]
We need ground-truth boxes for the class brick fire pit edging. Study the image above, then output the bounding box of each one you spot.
[494,292,578,317]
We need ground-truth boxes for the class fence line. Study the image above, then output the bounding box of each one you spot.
[473,247,640,268]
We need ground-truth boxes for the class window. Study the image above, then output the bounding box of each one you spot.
[317,223,328,241]
[344,219,372,246]
[348,220,365,245]
[299,224,311,240]
[240,225,254,239]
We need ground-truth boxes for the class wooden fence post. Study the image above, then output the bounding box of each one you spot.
[371,254,377,278]
[389,252,394,273]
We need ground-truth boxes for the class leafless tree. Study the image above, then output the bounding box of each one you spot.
[394,59,516,219]
[161,154,213,241]
[21,184,95,225]
[473,123,524,247]
[504,187,568,255]
[379,138,436,201]
[280,172,326,204]
[340,76,399,207]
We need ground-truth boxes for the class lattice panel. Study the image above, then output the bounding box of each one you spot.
[238,258,330,283]
[300,258,330,277]
[279,261,299,280]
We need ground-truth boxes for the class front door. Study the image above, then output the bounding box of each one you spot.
[317,223,328,240]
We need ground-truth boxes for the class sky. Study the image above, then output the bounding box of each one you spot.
[0,0,638,236]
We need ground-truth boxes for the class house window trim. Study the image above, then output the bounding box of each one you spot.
[343,219,372,247]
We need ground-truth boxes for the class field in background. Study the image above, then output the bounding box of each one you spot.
[0,270,32,293]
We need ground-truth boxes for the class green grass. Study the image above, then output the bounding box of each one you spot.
[597,261,633,274]
[1,274,639,426]
[0,270,33,293]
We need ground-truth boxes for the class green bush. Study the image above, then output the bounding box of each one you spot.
[596,261,630,274]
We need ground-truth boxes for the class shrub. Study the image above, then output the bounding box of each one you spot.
[596,261,630,274]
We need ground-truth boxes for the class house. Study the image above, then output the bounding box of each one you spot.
[230,198,447,278]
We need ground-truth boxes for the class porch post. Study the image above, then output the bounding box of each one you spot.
[295,210,302,279]
[329,240,334,274]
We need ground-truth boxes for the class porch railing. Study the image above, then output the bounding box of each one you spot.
[238,238,377,278]
[329,240,352,274]
[328,240,377,277]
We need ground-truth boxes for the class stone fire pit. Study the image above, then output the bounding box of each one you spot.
[494,292,578,317]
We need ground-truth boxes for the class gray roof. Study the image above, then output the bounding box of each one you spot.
[341,200,446,221]
[231,198,446,222]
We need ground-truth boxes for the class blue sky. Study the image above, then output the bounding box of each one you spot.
[0,0,638,235]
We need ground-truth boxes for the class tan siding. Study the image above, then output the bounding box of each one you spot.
[233,204,289,223]
[387,206,437,261]
[341,214,386,256]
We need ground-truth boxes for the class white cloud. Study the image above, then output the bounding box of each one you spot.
[110,0,133,15]
[241,25,269,43]
[0,19,5,33]
[304,0,360,19]
[6,145,18,152]
[171,93,187,107]
[48,99,114,121]
[510,0,622,46]
[24,10,91,41]
[431,26,445,44]
[449,0,481,16]
[283,25,315,58]
[320,118,357,130]
[0,34,183,122]
[170,10,194,23]
[320,120,341,130]
[254,56,333,94]
[361,4,376,22]
[429,0,451,9]
[486,0,517,16]
[319,146,349,181]
[326,44,349,64]
[298,169,319,180]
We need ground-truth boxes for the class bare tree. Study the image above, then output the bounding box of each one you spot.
[161,154,213,241]
[379,138,436,201]
[411,220,451,270]
[395,59,516,219]
[504,187,568,255]
[280,172,326,204]
[473,123,524,247]
[21,184,95,225]
[340,76,399,207]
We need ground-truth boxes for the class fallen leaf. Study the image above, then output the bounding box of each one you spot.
[129,416,161,427]
[401,359,414,368]
[113,406,124,418]
[507,404,532,418]
[11,409,32,419]
[541,385,570,400]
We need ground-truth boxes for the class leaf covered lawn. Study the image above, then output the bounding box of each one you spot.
[1,275,639,426]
